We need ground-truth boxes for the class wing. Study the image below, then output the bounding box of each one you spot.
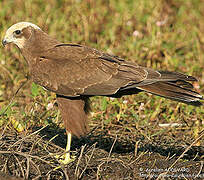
[31,43,149,97]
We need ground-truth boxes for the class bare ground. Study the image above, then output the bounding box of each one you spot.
[0,124,203,180]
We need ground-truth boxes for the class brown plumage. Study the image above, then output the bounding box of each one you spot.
[56,95,89,137]
[2,22,203,138]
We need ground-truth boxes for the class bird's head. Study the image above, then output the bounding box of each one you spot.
[2,22,41,49]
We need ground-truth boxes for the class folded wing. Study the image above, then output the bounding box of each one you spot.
[34,43,203,105]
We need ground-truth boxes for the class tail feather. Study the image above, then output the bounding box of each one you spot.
[138,81,203,106]
[133,71,203,106]
[157,71,197,81]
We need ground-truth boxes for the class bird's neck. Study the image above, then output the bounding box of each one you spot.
[23,30,59,54]
[20,30,60,67]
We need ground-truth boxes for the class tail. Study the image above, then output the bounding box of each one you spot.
[137,71,203,106]
[56,95,90,137]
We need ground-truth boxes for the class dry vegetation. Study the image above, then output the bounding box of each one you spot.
[0,0,203,179]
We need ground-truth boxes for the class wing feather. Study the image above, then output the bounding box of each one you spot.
[31,44,148,97]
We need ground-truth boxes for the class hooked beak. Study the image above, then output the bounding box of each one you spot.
[2,39,8,47]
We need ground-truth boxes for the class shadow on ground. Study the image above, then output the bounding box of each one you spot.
[38,125,204,161]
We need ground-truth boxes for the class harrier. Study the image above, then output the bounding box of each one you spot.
[2,22,203,164]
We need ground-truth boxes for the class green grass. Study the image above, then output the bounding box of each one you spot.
[0,0,203,141]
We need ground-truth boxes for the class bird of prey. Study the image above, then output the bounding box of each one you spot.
[2,22,203,164]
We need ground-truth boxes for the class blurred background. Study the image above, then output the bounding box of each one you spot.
[0,0,204,140]
[0,0,204,179]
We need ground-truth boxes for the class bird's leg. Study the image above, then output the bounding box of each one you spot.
[65,132,72,160]
[58,132,76,164]
[49,132,76,166]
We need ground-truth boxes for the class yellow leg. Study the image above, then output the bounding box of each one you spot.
[58,132,76,164]
[49,132,76,166]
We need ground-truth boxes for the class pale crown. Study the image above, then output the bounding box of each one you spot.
[3,22,41,49]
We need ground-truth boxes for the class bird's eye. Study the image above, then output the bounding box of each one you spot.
[14,30,21,35]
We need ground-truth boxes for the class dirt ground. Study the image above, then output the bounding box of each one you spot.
[0,124,203,180]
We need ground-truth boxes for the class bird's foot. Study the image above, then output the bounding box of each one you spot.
[56,152,76,164]
[50,152,76,170]
[48,132,75,167]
